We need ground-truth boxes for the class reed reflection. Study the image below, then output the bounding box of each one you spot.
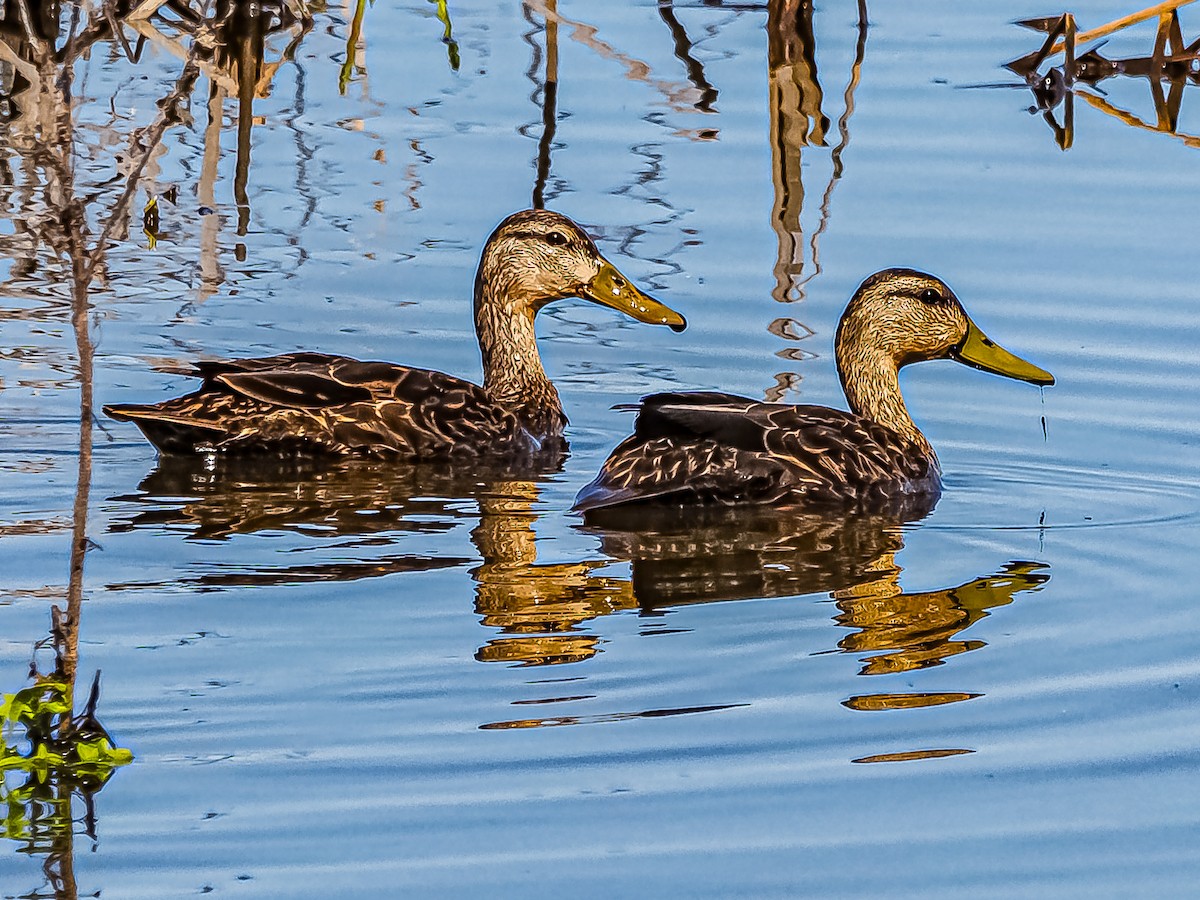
[769,0,830,305]
[764,0,868,399]
[520,0,693,309]
[127,0,313,258]
[0,7,183,891]
[0,664,130,900]
[524,0,560,209]
[998,6,1200,150]
[656,0,719,114]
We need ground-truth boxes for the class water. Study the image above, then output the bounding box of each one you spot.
[2,0,1200,895]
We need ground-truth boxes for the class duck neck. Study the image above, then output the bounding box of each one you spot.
[835,331,934,459]
[474,272,565,438]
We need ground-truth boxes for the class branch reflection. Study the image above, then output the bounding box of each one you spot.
[997,7,1200,150]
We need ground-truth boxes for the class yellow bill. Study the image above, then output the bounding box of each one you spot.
[951,320,1054,386]
[582,259,687,332]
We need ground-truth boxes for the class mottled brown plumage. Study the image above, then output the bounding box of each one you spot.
[105,209,686,460]
[574,268,1054,514]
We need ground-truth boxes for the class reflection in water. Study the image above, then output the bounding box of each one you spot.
[589,498,934,609]
[111,457,1046,744]
[586,502,1049,755]
[593,504,1046,691]
[998,8,1200,150]
[339,0,369,94]
[480,702,748,730]
[0,3,185,892]
[525,0,714,114]
[765,0,868,399]
[524,0,560,209]
[106,457,513,587]
[130,0,313,243]
[1,669,131,900]
[521,0,696,283]
[852,747,974,764]
[107,456,635,664]
[657,0,719,114]
[428,0,460,71]
[471,480,635,666]
[769,0,824,307]
[835,561,1049,680]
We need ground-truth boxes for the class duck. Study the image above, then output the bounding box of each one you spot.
[104,209,686,459]
[574,268,1053,514]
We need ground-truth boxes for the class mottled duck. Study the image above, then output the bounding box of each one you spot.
[574,268,1052,513]
[105,209,686,459]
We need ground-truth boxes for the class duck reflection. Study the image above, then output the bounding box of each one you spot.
[585,501,1048,710]
[834,560,1048,680]
[587,497,932,610]
[111,458,1048,686]
[471,481,635,666]
[108,455,641,663]
[107,456,534,587]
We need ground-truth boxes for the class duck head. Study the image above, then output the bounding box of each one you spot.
[836,268,1054,386]
[474,209,687,332]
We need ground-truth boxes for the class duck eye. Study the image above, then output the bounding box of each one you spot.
[545,231,568,247]
[919,288,942,304]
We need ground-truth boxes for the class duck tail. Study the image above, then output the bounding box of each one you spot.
[103,403,224,454]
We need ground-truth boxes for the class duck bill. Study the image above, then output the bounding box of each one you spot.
[951,320,1054,386]
[581,259,687,332]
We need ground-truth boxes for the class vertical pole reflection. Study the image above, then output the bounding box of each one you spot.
[765,1,869,401]
[233,0,265,237]
[531,0,558,210]
[768,0,828,305]
[199,82,227,299]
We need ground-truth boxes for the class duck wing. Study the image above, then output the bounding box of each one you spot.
[104,352,532,457]
[574,391,936,513]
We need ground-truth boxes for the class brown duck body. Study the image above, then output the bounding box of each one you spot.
[575,269,1053,514]
[104,210,686,460]
[573,391,940,511]
[104,351,556,459]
